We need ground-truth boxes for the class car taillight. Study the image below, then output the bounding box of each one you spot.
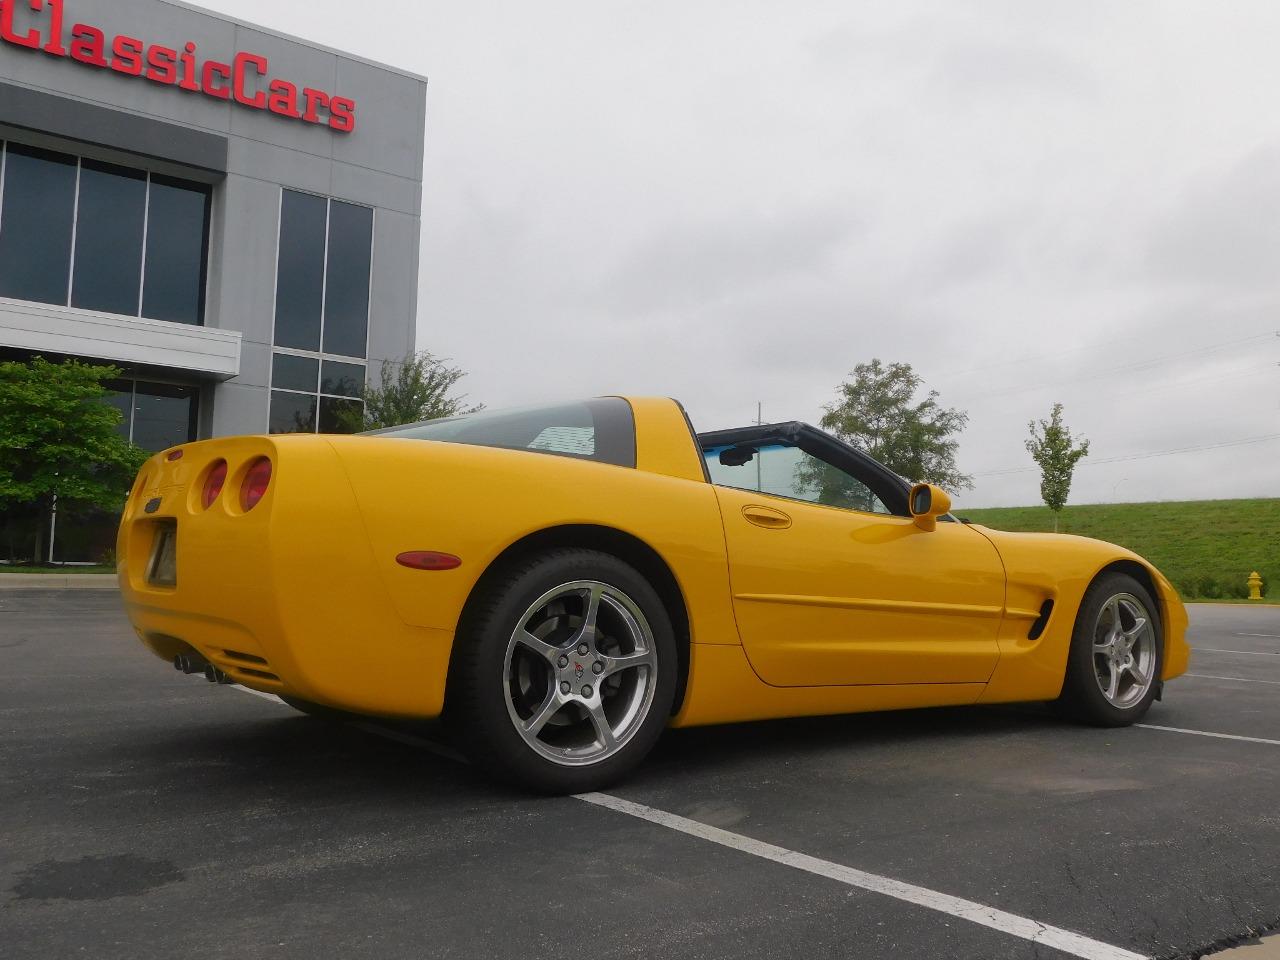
[202,461,227,509]
[240,457,272,511]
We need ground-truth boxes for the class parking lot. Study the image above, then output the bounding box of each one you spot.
[2,591,1277,960]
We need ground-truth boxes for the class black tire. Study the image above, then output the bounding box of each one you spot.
[1057,572,1163,726]
[279,695,349,722]
[446,549,677,793]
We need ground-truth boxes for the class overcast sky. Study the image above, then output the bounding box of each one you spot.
[207,0,1280,507]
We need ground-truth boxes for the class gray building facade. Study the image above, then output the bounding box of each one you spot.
[0,0,426,439]
[0,0,426,559]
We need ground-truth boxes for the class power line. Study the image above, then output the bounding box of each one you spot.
[973,432,1280,478]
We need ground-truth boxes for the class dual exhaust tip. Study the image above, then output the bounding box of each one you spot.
[173,652,234,685]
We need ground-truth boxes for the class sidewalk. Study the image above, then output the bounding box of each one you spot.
[0,573,119,590]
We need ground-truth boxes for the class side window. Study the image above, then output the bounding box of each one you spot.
[704,442,892,514]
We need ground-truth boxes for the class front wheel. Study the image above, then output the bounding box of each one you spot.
[1057,572,1163,726]
[447,549,677,793]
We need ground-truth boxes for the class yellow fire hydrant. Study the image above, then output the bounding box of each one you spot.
[1247,571,1264,601]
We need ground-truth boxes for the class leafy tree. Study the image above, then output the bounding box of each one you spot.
[0,357,148,562]
[817,359,973,491]
[1025,402,1090,532]
[339,351,482,431]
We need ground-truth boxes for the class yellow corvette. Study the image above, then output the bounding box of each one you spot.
[118,396,1190,791]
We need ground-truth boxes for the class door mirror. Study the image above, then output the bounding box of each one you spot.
[908,483,952,531]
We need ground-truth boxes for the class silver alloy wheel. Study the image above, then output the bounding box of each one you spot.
[1092,592,1157,708]
[502,580,658,767]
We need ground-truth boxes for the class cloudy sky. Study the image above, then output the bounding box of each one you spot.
[207,0,1280,507]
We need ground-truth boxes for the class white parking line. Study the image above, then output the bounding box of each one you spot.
[1236,633,1280,639]
[576,792,1143,960]
[1136,724,1280,747]
[1195,648,1280,656]
[1186,673,1280,686]
[233,686,283,703]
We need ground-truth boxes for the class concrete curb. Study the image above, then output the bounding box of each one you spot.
[0,573,119,590]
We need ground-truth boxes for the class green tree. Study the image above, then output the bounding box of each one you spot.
[340,351,482,431]
[1025,402,1090,532]
[818,359,973,491]
[0,357,148,562]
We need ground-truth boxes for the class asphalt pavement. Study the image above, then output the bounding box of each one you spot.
[2,592,1277,959]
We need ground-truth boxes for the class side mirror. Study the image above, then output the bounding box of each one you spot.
[908,483,952,532]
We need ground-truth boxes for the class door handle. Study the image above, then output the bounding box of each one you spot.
[742,504,792,529]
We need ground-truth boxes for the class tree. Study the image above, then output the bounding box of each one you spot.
[818,359,973,491]
[340,351,482,431]
[1025,402,1090,532]
[0,357,148,562]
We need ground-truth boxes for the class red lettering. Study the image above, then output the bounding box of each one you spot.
[233,51,267,109]
[43,0,65,56]
[328,96,355,133]
[267,78,300,118]
[1,0,42,49]
[301,87,330,124]
[145,44,177,84]
[110,35,143,75]
[177,41,199,91]
[202,59,230,99]
[69,23,106,66]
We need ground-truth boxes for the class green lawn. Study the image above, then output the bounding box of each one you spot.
[0,565,115,575]
[956,498,1277,601]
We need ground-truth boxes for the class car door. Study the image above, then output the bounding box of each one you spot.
[704,434,1006,687]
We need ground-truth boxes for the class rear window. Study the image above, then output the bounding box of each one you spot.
[368,398,637,467]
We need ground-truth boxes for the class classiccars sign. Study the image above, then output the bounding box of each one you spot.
[0,0,357,132]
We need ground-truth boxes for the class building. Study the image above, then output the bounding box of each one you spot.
[0,0,427,560]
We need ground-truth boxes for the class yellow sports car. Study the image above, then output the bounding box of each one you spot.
[118,396,1190,791]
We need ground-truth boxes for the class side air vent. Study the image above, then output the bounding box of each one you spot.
[1027,600,1054,640]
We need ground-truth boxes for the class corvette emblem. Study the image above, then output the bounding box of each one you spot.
[574,662,584,680]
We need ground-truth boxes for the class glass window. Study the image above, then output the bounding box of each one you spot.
[320,359,365,398]
[319,396,363,433]
[272,353,318,393]
[142,175,210,325]
[130,382,198,452]
[71,159,147,316]
[0,144,77,305]
[322,200,372,359]
[273,190,327,351]
[372,398,636,468]
[269,391,316,434]
[704,442,891,514]
[103,382,134,441]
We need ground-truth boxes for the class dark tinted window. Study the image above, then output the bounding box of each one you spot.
[71,160,147,316]
[274,190,327,351]
[322,201,372,358]
[0,144,77,305]
[319,396,362,433]
[272,353,318,393]
[269,391,316,434]
[321,359,364,397]
[103,383,134,441]
[130,381,197,452]
[142,175,210,325]
[373,398,636,468]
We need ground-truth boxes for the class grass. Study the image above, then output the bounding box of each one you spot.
[0,565,115,575]
[956,498,1278,602]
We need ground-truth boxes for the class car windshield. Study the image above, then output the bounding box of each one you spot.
[367,397,637,467]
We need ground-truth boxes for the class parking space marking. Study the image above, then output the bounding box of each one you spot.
[575,791,1144,960]
[233,686,283,703]
[1195,648,1280,657]
[1137,724,1280,747]
[1236,633,1280,639]
[1186,673,1280,686]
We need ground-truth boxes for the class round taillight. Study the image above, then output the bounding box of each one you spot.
[202,461,227,509]
[240,457,272,511]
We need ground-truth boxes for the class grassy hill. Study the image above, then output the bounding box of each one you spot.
[956,498,1277,600]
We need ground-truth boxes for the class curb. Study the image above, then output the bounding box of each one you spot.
[0,573,119,590]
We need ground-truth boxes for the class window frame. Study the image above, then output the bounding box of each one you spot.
[267,187,376,435]
[0,139,212,325]
[696,421,912,518]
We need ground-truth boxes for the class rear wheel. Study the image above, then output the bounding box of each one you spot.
[1057,573,1162,726]
[448,549,676,793]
